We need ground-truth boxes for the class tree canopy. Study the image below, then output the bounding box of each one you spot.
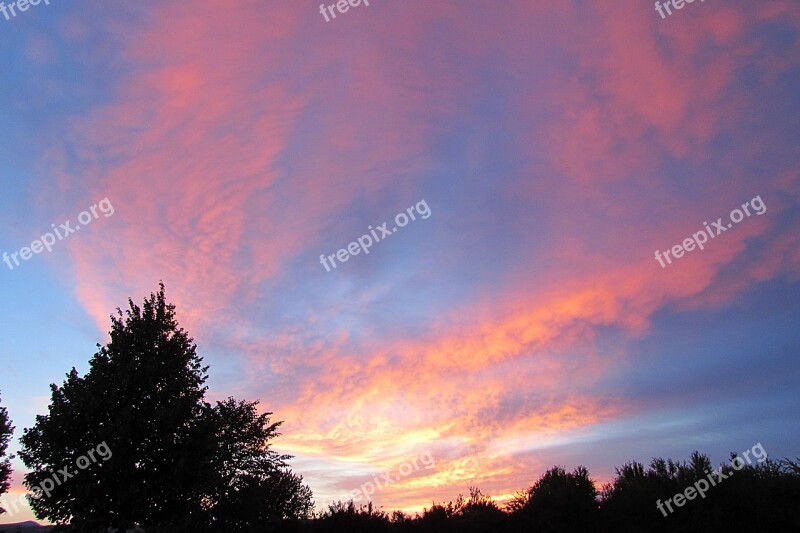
[0,392,13,516]
[19,284,312,531]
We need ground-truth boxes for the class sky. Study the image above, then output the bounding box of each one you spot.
[1,0,799,524]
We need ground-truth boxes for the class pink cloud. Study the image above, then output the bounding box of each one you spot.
[35,0,800,511]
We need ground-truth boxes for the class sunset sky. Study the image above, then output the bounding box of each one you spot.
[1,0,799,523]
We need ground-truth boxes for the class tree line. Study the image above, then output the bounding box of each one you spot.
[0,285,798,532]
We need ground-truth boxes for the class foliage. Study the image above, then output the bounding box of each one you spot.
[201,397,313,530]
[598,452,800,532]
[509,465,597,533]
[0,392,13,515]
[19,284,312,532]
[318,500,392,532]
[305,456,800,532]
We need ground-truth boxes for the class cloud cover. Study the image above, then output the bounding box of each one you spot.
[2,0,798,514]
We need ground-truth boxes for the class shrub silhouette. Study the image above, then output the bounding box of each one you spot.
[304,458,799,533]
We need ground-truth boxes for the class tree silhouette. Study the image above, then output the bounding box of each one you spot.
[598,459,674,532]
[451,487,507,533]
[319,500,392,532]
[414,487,508,533]
[19,283,312,531]
[20,284,211,530]
[201,397,313,530]
[0,392,13,515]
[598,451,800,532]
[509,465,597,533]
[305,456,799,532]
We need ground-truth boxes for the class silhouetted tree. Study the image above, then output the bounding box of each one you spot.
[201,397,313,531]
[390,509,413,530]
[306,454,797,533]
[510,465,597,533]
[687,454,800,531]
[19,284,312,532]
[0,392,13,515]
[319,500,391,532]
[599,451,800,532]
[599,459,674,533]
[20,284,211,530]
[451,487,508,533]
[417,487,508,533]
[301,454,797,533]
[417,492,465,533]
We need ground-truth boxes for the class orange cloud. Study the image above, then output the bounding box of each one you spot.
[35,0,800,513]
